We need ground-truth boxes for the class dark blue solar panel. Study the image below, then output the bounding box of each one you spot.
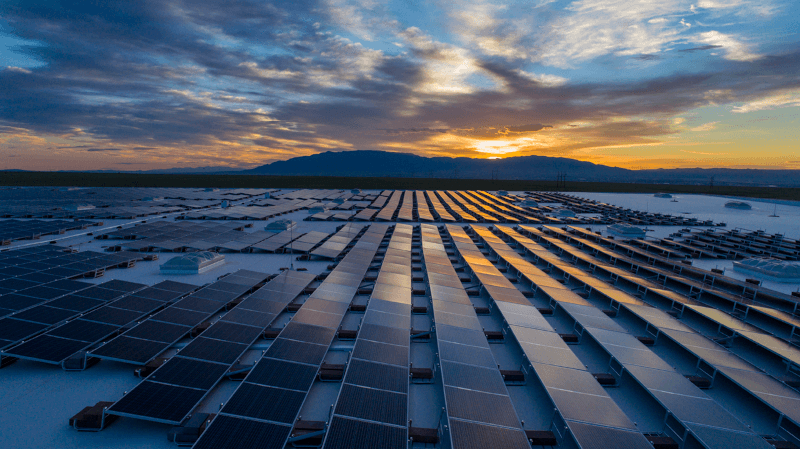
[81,306,141,326]
[150,307,208,327]
[352,339,408,366]
[148,357,228,390]
[172,296,223,313]
[279,322,337,346]
[193,415,291,449]
[109,381,205,424]
[111,295,163,313]
[444,386,520,427]
[178,337,248,364]
[247,358,318,391]
[0,318,48,341]
[335,384,407,425]
[125,320,191,343]
[325,416,406,449]
[344,359,408,394]
[48,319,118,343]
[0,294,43,311]
[441,361,508,395]
[91,336,169,364]
[222,383,305,424]
[200,321,262,344]
[44,294,104,312]
[220,308,275,328]
[4,335,88,363]
[357,323,409,347]
[264,338,328,366]
[10,305,76,325]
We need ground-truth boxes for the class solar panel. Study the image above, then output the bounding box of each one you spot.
[44,294,104,312]
[441,361,507,395]
[200,321,263,344]
[351,339,408,367]
[324,416,406,449]
[90,336,167,365]
[3,335,88,363]
[344,359,408,394]
[73,287,129,301]
[246,358,319,391]
[131,288,184,302]
[438,341,497,369]
[264,338,328,366]
[191,288,239,303]
[193,415,291,449]
[108,381,206,424]
[335,383,407,426]
[448,419,530,449]
[219,307,275,328]
[566,420,655,449]
[47,319,118,343]
[357,323,409,347]
[444,386,520,428]
[80,306,142,326]
[148,357,229,390]
[279,322,337,346]
[222,383,306,424]
[0,294,43,311]
[178,337,248,365]
[149,307,209,327]
[124,320,191,343]
[8,305,75,325]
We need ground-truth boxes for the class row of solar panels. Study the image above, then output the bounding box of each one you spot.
[107,269,318,425]
[469,225,775,448]
[2,278,198,366]
[182,199,319,220]
[90,271,267,367]
[0,246,146,318]
[486,225,800,445]
[193,224,393,449]
[0,219,97,245]
[322,224,414,447]
[546,225,800,344]
[421,224,531,449]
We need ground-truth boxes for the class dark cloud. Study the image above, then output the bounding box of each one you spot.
[505,124,552,133]
[86,148,125,152]
[633,54,661,61]
[678,45,723,53]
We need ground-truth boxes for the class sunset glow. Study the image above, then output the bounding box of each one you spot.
[1,1,798,171]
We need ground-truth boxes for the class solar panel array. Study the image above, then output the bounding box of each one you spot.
[0,187,274,219]
[421,224,531,449]
[492,225,800,445]
[322,223,413,448]
[471,226,771,448]
[194,224,390,449]
[4,189,800,449]
[107,270,316,425]
[0,246,146,317]
[99,221,273,253]
[2,280,196,365]
[90,271,263,366]
[0,219,97,245]
[310,224,365,260]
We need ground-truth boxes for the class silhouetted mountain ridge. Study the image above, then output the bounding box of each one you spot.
[243,151,800,187]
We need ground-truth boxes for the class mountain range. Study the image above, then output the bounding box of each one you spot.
[242,151,800,187]
[44,151,800,187]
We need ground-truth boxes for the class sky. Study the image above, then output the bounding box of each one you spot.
[1,0,799,171]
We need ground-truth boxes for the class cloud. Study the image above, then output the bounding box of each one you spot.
[694,31,760,61]
[732,90,800,113]
[690,122,718,131]
[0,0,798,170]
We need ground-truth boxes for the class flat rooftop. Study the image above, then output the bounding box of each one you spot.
[1,188,799,449]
